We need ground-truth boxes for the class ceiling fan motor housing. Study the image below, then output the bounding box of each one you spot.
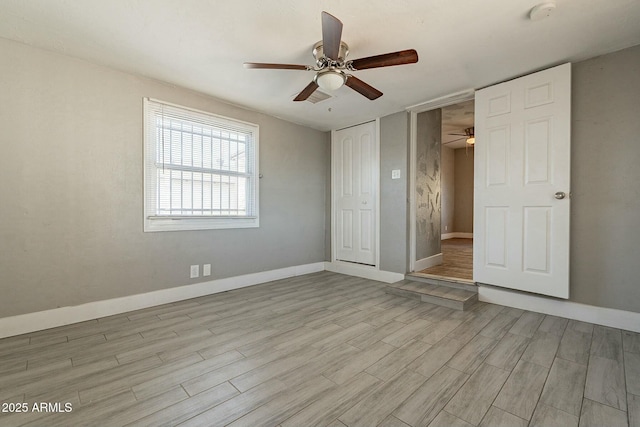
[313,40,350,66]
[314,69,347,91]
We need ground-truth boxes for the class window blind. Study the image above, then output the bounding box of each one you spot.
[144,98,259,231]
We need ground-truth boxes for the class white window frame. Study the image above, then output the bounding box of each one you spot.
[143,98,259,232]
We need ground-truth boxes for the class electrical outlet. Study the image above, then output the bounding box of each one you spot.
[391,169,401,179]
[445,226,448,231]
[190,265,199,278]
[203,264,211,276]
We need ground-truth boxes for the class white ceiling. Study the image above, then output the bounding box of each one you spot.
[1,0,639,131]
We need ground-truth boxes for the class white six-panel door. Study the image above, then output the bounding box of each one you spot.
[334,121,376,266]
[474,63,571,298]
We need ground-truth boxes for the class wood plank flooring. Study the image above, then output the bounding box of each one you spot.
[420,238,473,281]
[0,271,637,427]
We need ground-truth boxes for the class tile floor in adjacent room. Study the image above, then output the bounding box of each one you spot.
[0,271,638,427]
[419,238,473,282]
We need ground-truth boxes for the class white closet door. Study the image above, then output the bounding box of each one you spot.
[474,63,571,298]
[334,121,376,266]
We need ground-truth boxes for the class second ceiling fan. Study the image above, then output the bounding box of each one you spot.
[446,127,475,146]
[244,11,419,101]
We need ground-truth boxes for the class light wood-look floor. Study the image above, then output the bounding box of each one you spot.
[420,238,473,281]
[1,271,638,427]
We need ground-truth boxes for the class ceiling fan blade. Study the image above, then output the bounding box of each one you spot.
[345,75,383,100]
[244,62,309,70]
[444,137,467,144]
[293,81,319,102]
[349,49,418,70]
[322,11,343,60]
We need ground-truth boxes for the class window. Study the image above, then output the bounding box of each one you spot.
[144,98,259,232]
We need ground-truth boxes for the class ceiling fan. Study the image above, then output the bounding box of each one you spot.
[244,11,419,101]
[445,127,475,146]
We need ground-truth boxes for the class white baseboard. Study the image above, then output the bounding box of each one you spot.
[479,285,640,333]
[324,261,404,284]
[414,253,443,271]
[6,260,636,340]
[0,262,325,339]
[442,232,473,240]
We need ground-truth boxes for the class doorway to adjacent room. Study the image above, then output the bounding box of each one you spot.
[413,99,475,283]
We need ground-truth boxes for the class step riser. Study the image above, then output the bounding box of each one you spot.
[385,286,478,311]
[422,293,478,311]
[385,286,423,302]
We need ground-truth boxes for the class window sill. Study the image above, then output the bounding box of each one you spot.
[143,216,259,232]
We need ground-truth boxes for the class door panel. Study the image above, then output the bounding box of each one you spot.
[485,207,508,268]
[488,93,511,116]
[334,121,377,266]
[525,81,554,108]
[359,210,372,251]
[486,126,509,186]
[341,210,353,250]
[359,135,372,196]
[524,118,552,184]
[474,63,571,298]
[341,138,353,196]
[523,206,551,273]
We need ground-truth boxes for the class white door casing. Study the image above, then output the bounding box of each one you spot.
[474,63,571,299]
[333,121,377,266]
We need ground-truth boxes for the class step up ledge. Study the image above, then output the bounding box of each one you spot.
[386,283,478,311]
[391,280,476,300]
[406,274,477,293]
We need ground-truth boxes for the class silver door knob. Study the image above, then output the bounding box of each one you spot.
[554,191,566,200]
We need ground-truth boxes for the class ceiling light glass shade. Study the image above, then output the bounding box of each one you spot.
[315,70,346,91]
[466,137,475,145]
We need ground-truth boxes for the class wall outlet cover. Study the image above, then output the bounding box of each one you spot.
[190,265,199,278]
[391,169,401,179]
[203,264,211,276]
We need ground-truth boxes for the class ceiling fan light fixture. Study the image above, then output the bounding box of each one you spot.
[465,127,475,145]
[315,70,346,91]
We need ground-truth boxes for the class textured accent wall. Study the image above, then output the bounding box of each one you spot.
[415,109,441,260]
[441,146,455,235]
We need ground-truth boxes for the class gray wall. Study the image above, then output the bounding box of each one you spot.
[415,109,442,260]
[441,146,455,235]
[570,44,640,313]
[0,38,329,318]
[377,45,640,315]
[453,148,474,233]
[324,138,332,262]
[379,112,410,274]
